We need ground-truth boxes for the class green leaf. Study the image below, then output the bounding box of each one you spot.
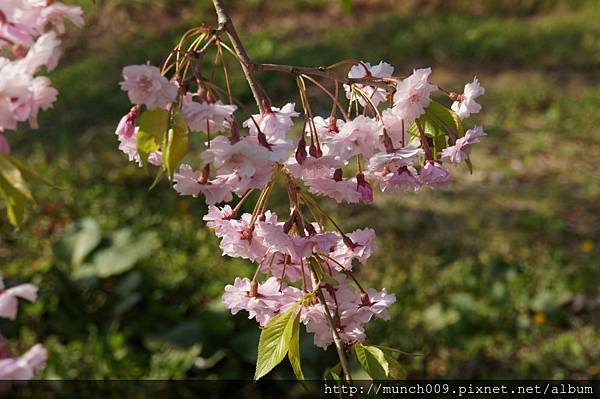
[287,311,305,381]
[0,173,28,228]
[70,218,102,267]
[254,303,299,381]
[310,257,339,286]
[323,362,342,381]
[354,343,388,380]
[408,101,466,160]
[426,100,465,138]
[137,109,169,167]
[0,154,33,201]
[375,346,406,380]
[148,168,165,191]
[162,112,188,179]
[72,230,159,279]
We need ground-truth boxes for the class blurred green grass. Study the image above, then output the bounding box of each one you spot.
[1,0,599,380]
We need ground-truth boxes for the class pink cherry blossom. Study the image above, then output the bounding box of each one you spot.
[38,1,84,34]
[243,134,292,163]
[27,76,58,129]
[392,67,437,124]
[0,344,47,380]
[254,221,296,258]
[19,31,61,74]
[354,288,396,323]
[382,108,416,148]
[244,103,299,140]
[298,230,339,256]
[203,205,235,236]
[261,253,304,282]
[287,154,345,180]
[120,64,178,110]
[217,211,279,262]
[327,115,382,159]
[173,164,233,204]
[419,160,452,189]
[329,228,377,270]
[367,146,423,175]
[305,176,362,204]
[202,135,273,179]
[441,126,487,164]
[220,167,273,196]
[0,58,32,130]
[344,61,394,107]
[451,77,485,119]
[379,166,421,192]
[115,107,139,139]
[0,5,35,48]
[309,116,345,146]
[0,278,38,320]
[182,93,237,133]
[222,277,292,326]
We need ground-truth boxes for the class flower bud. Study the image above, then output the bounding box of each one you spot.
[333,168,343,182]
[327,115,339,133]
[308,143,319,158]
[295,137,307,165]
[197,164,210,185]
[305,223,317,236]
[360,291,371,307]
[356,173,373,203]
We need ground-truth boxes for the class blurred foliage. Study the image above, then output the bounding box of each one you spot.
[0,0,598,383]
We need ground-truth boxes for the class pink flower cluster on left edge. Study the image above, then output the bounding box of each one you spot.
[0,277,47,380]
[0,0,84,154]
[0,0,82,380]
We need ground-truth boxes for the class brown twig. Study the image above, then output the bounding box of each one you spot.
[212,0,269,112]
[254,63,394,88]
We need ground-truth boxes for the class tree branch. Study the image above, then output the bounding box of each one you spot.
[254,63,394,88]
[211,0,268,112]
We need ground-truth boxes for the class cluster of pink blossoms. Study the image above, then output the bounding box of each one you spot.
[0,0,83,153]
[0,277,47,379]
[0,0,82,381]
[206,205,394,348]
[117,54,485,349]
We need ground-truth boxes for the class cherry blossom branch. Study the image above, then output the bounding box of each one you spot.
[211,0,269,112]
[254,63,393,88]
[283,172,352,382]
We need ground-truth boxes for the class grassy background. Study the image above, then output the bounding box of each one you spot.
[1,0,599,381]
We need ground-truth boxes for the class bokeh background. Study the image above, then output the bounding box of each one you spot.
[1,0,599,381]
